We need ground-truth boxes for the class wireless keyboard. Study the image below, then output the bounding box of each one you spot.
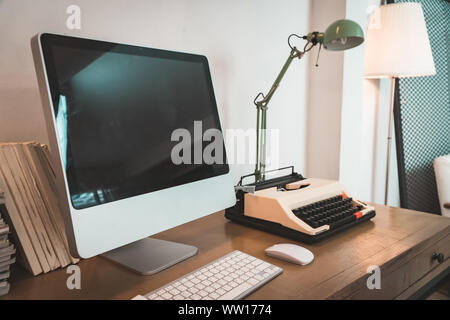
[132,250,283,300]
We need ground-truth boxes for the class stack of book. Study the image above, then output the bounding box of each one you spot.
[1,191,15,296]
[0,142,78,276]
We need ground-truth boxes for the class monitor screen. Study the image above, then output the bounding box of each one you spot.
[40,34,228,210]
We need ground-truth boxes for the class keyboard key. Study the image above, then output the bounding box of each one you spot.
[251,260,262,266]
[256,262,271,271]
[218,283,252,300]
[161,292,172,299]
[216,288,226,295]
[195,283,205,290]
[203,280,212,286]
[254,274,264,281]
[209,292,220,299]
[170,288,180,295]
[265,267,276,274]
[212,283,220,289]
[329,215,356,229]
[188,287,199,294]
[198,290,208,297]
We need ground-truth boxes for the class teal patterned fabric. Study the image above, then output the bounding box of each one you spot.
[394,0,450,214]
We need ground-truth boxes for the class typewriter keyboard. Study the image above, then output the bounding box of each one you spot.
[292,194,364,229]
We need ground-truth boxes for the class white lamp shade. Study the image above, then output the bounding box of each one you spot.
[364,3,436,79]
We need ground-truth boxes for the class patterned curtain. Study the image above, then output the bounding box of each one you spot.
[393,0,450,214]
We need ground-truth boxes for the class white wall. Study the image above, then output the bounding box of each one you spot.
[305,0,346,179]
[340,0,400,206]
[0,0,400,203]
[0,0,311,183]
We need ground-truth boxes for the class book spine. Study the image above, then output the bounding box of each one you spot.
[40,145,79,264]
[0,151,43,275]
[15,144,61,269]
[23,143,72,267]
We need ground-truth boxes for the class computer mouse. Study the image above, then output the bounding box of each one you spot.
[265,243,314,265]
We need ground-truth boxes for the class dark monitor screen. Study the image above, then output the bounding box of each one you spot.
[40,34,228,210]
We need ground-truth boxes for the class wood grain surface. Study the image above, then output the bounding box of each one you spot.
[2,203,449,300]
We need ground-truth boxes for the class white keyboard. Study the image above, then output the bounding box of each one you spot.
[132,250,283,300]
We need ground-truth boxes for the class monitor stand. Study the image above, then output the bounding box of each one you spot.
[101,238,198,275]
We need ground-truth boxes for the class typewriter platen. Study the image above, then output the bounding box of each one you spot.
[225,167,376,243]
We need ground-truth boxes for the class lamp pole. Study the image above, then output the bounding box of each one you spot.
[254,47,301,182]
[384,77,396,205]
[254,35,318,182]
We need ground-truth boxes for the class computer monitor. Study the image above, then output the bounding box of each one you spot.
[31,33,236,274]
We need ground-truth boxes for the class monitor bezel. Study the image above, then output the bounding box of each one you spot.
[39,32,230,210]
[31,33,236,258]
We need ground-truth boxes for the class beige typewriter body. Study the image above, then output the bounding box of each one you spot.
[244,178,375,236]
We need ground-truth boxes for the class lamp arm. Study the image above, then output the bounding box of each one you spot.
[254,48,300,109]
[254,40,314,182]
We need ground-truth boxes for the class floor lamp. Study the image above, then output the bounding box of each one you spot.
[364,3,436,205]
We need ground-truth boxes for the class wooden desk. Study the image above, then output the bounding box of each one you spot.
[2,204,449,300]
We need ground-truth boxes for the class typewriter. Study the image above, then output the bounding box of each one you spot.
[225,167,376,243]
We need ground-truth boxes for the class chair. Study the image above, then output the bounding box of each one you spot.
[434,154,450,217]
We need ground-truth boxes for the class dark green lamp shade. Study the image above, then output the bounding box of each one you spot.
[323,19,364,51]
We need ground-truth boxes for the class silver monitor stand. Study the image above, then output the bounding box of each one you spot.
[101,238,198,275]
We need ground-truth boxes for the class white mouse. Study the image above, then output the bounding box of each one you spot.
[265,243,314,265]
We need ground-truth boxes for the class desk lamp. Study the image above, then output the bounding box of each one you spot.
[253,19,364,182]
[364,3,435,205]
